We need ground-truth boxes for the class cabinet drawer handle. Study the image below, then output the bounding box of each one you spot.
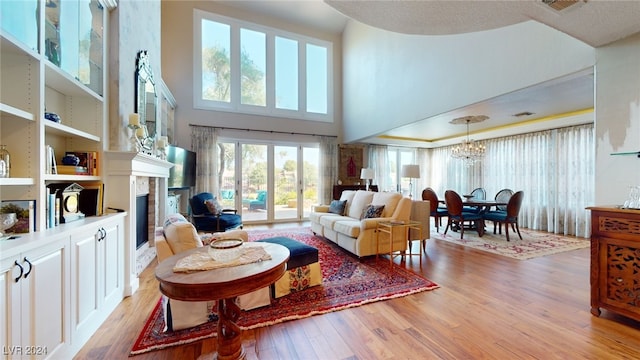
[13,260,23,283]
[96,228,106,242]
[23,257,32,279]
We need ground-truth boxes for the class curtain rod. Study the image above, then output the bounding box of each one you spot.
[189,124,337,138]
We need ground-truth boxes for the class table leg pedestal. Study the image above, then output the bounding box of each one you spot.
[199,297,246,360]
[217,297,245,360]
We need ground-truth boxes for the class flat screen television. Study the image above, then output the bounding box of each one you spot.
[167,145,196,189]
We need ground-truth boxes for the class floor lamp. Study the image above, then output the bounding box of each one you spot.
[401,164,420,198]
[360,168,375,191]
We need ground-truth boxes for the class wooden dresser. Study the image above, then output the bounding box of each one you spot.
[587,206,640,321]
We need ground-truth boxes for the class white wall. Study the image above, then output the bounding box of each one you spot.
[108,0,161,151]
[341,20,595,144]
[594,33,640,205]
[161,1,343,149]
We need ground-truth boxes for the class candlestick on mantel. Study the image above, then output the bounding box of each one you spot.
[129,113,140,127]
[156,136,168,149]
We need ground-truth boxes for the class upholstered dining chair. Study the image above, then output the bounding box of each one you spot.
[483,191,524,241]
[490,188,514,233]
[464,187,487,214]
[470,187,486,200]
[421,187,448,232]
[494,188,514,212]
[444,190,484,239]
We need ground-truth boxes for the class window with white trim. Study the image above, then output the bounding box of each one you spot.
[194,9,333,122]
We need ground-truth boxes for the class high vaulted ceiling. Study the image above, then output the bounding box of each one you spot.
[217,1,640,146]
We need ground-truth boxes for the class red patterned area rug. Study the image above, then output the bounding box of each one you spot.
[130,227,439,356]
[431,225,590,260]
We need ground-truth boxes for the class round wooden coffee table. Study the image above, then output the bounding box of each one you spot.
[155,243,289,360]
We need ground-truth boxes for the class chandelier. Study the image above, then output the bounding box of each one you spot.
[450,115,488,166]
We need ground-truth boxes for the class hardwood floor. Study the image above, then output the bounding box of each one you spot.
[74,223,640,359]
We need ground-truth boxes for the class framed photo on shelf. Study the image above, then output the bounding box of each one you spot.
[0,200,36,234]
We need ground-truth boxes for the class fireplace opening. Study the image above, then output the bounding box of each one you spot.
[136,194,149,249]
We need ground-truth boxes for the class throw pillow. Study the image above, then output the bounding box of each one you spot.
[361,204,385,219]
[328,199,347,215]
[204,197,223,215]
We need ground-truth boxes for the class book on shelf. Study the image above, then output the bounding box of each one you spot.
[48,190,55,228]
[0,200,36,234]
[79,181,104,216]
[46,145,57,174]
[57,165,89,175]
[65,151,99,176]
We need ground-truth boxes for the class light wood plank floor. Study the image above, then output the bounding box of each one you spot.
[74,224,640,359]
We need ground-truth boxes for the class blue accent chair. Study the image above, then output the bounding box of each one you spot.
[189,192,243,232]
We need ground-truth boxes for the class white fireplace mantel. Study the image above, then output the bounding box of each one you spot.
[104,151,173,177]
[103,151,174,295]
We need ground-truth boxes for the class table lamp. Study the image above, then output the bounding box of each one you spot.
[401,164,420,198]
[360,168,375,191]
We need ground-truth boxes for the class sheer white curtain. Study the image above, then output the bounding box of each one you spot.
[483,131,554,232]
[319,136,338,204]
[554,124,594,237]
[190,125,219,194]
[427,146,483,198]
[415,148,430,196]
[368,145,389,192]
[432,123,594,237]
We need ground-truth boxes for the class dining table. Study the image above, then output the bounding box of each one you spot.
[439,198,508,233]
[439,198,507,212]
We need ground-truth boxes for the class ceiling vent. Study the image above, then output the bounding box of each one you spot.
[541,0,582,11]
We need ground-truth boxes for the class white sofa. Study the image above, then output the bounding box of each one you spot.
[309,190,413,257]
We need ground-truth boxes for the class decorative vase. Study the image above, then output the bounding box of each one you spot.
[0,145,10,178]
[62,154,80,166]
[45,112,61,123]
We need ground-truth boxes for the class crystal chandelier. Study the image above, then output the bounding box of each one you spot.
[450,115,488,166]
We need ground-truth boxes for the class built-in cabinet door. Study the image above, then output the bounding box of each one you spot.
[72,229,100,337]
[22,241,69,359]
[101,220,123,312]
[70,217,124,349]
[0,239,69,360]
[0,254,22,358]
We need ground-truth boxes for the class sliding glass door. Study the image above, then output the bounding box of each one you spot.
[241,143,269,222]
[219,140,319,224]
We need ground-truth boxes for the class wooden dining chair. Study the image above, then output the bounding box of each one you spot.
[463,187,487,214]
[444,190,484,239]
[470,187,486,200]
[489,188,514,232]
[421,187,448,232]
[494,188,514,212]
[483,191,524,241]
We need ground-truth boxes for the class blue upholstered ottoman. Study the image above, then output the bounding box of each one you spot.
[257,237,322,298]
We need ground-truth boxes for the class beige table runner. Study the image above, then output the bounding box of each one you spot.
[173,242,271,273]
